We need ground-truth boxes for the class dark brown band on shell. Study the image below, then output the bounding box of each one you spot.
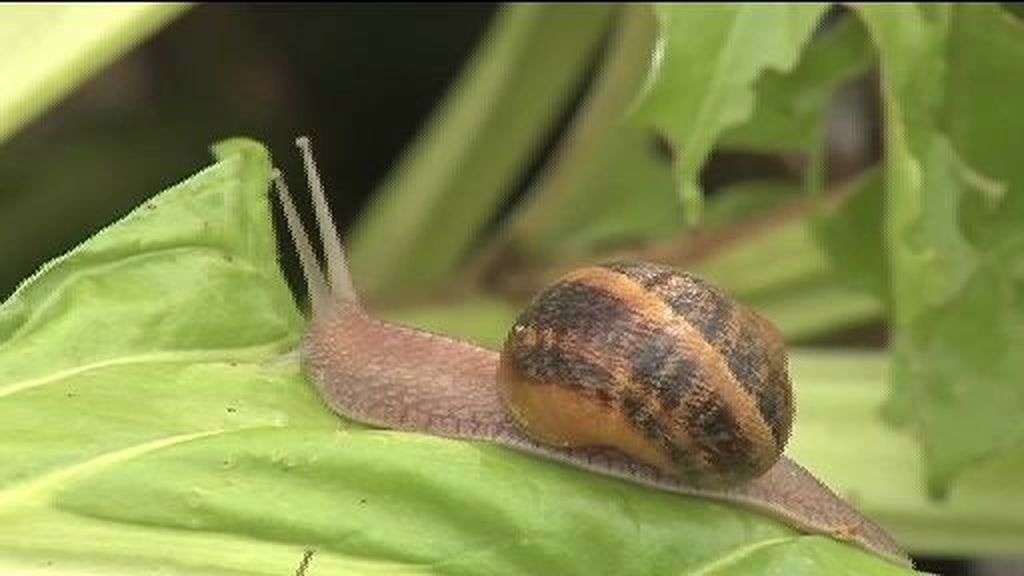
[601,261,794,452]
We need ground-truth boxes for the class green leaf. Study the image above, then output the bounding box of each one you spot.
[813,168,889,302]
[790,352,1024,558]
[529,122,677,256]
[0,139,909,574]
[380,297,521,352]
[630,4,829,225]
[721,15,875,154]
[0,4,189,143]
[688,194,884,341]
[701,180,800,230]
[496,9,873,264]
[348,4,615,298]
[858,4,1024,496]
[690,207,833,301]
[502,6,679,259]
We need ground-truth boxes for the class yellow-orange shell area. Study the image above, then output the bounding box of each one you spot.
[497,353,678,474]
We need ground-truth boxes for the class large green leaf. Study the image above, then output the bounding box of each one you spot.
[493,9,875,265]
[0,139,911,574]
[857,4,1024,496]
[0,4,189,144]
[630,4,828,224]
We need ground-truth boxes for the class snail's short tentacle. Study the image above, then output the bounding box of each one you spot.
[295,136,357,304]
[272,169,330,315]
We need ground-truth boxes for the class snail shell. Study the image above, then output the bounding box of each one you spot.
[498,262,792,488]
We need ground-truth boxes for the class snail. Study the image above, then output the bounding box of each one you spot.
[271,137,911,568]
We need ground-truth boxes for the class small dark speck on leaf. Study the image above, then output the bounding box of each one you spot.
[359,498,367,505]
[226,406,236,413]
[65,392,76,398]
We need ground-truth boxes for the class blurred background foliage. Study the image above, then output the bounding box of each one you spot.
[3,4,1024,575]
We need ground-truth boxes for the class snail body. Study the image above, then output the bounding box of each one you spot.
[272,138,911,568]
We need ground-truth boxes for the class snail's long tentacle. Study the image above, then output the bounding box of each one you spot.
[272,169,330,315]
[295,136,357,303]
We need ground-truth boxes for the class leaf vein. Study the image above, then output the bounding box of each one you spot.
[0,428,228,511]
[0,338,296,398]
[686,536,794,575]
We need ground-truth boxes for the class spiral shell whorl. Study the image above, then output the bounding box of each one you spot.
[497,261,793,488]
